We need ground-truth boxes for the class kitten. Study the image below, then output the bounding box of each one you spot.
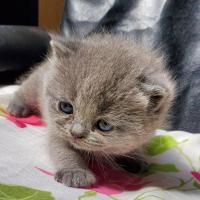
[8,33,175,187]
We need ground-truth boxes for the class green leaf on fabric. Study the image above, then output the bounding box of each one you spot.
[142,163,180,176]
[145,135,178,156]
[193,181,200,190]
[148,163,180,172]
[78,191,97,200]
[178,179,186,188]
[0,183,55,200]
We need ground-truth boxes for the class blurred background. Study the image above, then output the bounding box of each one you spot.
[0,0,65,85]
[0,0,200,133]
[0,0,64,31]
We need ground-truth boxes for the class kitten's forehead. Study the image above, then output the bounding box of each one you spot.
[53,44,136,95]
[75,72,146,116]
[50,34,162,110]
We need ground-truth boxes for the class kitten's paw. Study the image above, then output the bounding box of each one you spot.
[55,168,96,187]
[7,100,31,117]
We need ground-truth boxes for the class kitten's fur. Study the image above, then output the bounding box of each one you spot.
[8,33,175,187]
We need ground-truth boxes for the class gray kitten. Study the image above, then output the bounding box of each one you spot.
[8,33,175,187]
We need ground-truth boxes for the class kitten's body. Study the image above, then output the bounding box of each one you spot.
[8,34,175,187]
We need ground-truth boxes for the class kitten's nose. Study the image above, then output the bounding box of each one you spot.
[70,123,88,139]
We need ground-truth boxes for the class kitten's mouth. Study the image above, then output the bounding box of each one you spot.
[65,136,103,152]
[64,135,87,146]
[58,129,104,151]
[71,137,82,144]
[69,139,91,150]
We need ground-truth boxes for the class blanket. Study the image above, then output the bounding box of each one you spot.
[0,86,200,200]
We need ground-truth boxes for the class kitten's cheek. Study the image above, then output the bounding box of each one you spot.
[62,130,70,136]
[60,132,69,137]
[64,124,72,130]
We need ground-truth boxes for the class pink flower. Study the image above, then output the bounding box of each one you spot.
[85,164,150,195]
[35,167,54,176]
[7,114,45,128]
[191,171,200,182]
[0,106,45,128]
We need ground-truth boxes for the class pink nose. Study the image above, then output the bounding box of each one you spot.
[70,123,88,139]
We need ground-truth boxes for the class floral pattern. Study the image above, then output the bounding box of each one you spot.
[0,106,45,128]
[0,104,200,200]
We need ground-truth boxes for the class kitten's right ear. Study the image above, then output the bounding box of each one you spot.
[138,75,175,114]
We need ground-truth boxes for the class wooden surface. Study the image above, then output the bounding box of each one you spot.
[39,0,64,31]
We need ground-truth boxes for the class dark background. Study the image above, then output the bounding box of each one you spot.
[0,0,38,26]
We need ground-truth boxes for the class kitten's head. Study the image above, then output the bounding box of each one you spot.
[44,34,175,155]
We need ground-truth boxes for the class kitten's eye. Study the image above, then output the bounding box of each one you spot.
[96,120,113,132]
[58,101,73,114]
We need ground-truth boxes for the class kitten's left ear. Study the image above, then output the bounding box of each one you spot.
[50,35,79,57]
[50,40,67,56]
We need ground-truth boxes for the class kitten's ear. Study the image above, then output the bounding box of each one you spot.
[50,40,67,56]
[138,76,175,113]
[50,36,78,57]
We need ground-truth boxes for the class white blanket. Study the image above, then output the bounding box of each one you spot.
[0,86,200,200]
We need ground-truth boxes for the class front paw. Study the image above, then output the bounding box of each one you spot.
[55,168,96,187]
[7,99,31,117]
